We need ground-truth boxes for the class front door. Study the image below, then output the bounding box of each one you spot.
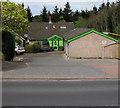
[53,40,58,51]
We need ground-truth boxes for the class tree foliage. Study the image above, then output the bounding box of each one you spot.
[74,17,87,28]
[33,15,42,22]
[52,5,59,22]
[63,2,73,22]
[87,1,120,33]
[41,6,48,22]
[2,1,28,32]
[32,1,120,34]
[26,6,33,22]
[2,30,15,61]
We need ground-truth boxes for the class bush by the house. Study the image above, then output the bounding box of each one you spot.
[25,42,40,53]
[2,30,15,61]
[15,38,22,45]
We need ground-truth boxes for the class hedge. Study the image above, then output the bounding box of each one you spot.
[2,30,15,61]
[25,42,40,53]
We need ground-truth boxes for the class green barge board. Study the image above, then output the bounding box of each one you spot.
[48,35,63,51]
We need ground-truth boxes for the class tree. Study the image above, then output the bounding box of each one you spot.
[2,1,28,33]
[59,8,63,17]
[73,10,80,21]
[93,6,97,14]
[98,2,105,11]
[63,2,73,22]
[41,6,48,22]
[22,2,24,8]
[52,5,59,22]
[81,10,86,18]
[48,11,51,16]
[114,24,120,34]
[33,15,42,22]
[85,9,90,18]
[26,6,33,22]
[74,17,87,28]
[58,16,66,22]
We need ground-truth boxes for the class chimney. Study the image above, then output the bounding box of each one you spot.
[49,16,52,24]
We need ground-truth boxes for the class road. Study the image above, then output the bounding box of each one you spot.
[2,80,118,106]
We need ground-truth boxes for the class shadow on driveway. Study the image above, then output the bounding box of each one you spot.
[2,61,28,71]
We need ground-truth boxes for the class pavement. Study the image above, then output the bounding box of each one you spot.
[2,51,119,80]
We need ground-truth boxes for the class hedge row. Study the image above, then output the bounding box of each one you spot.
[25,42,40,53]
[2,30,15,61]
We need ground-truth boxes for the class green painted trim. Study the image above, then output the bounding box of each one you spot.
[67,30,119,43]
[48,35,63,40]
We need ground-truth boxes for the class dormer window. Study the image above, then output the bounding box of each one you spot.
[45,27,48,29]
[60,26,66,29]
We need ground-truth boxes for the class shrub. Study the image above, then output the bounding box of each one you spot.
[2,30,15,61]
[25,42,40,53]
[15,38,22,45]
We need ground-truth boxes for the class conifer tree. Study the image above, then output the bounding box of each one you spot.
[22,2,24,8]
[52,5,59,22]
[63,2,73,22]
[93,6,97,14]
[41,6,48,22]
[26,6,33,22]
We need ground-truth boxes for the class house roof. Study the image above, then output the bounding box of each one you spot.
[28,22,75,40]
[61,28,93,40]
[66,30,119,43]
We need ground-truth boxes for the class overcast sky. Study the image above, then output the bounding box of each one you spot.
[9,0,118,16]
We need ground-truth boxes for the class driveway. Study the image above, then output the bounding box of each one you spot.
[2,52,118,80]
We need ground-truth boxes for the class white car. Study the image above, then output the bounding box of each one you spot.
[15,45,25,55]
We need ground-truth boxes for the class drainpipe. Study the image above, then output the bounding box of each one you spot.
[67,42,70,59]
[102,45,105,59]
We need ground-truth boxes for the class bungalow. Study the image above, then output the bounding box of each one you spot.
[28,22,119,59]
[62,28,119,59]
[28,22,75,51]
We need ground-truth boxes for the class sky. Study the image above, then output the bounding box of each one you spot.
[9,0,118,16]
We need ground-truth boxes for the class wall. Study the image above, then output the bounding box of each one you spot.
[68,33,116,58]
[115,43,120,59]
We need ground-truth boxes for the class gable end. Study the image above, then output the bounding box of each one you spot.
[67,30,119,43]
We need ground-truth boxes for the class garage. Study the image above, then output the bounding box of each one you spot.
[64,29,119,59]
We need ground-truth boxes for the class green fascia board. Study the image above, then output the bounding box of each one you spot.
[67,30,119,43]
[48,35,63,40]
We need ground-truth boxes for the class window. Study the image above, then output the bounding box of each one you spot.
[45,27,48,29]
[42,41,49,45]
[60,26,66,29]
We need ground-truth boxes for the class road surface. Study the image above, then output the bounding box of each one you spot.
[2,80,118,106]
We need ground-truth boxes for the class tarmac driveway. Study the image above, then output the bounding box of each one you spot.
[2,52,118,80]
